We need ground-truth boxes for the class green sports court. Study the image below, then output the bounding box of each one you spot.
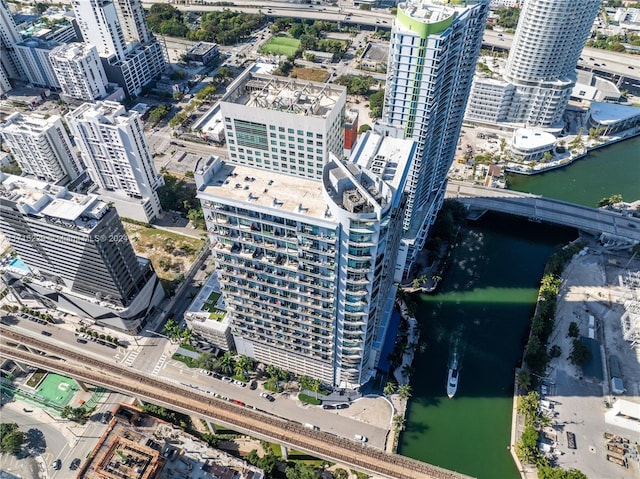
[34,373,79,408]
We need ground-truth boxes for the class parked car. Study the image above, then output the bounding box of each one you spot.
[41,330,52,336]
[249,381,258,390]
[336,403,349,410]
[70,458,81,470]
[52,459,62,470]
[322,404,335,410]
[259,392,275,402]
[354,434,368,442]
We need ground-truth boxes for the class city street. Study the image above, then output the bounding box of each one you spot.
[5,316,392,451]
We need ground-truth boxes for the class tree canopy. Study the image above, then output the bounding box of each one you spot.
[0,423,25,454]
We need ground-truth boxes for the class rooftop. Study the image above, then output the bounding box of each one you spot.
[0,173,109,228]
[50,42,96,60]
[224,71,345,118]
[350,131,414,193]
[511,128,556,150]
[199,160,328,220]
[188,41,218,56]
[0,112,62,134]
[398,0,455,24]
[589,101,640,124]
[67,101,133,126]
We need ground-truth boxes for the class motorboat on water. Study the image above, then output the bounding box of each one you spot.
[447,368,459,398]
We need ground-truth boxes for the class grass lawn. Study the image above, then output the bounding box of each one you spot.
[208,309,227,321]
[260,35,300,56]
[292,67,329,82]
[25,369,47,389]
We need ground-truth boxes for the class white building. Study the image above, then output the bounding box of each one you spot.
[467,0,601,128]
[195,132,413,388]
[14,37,60,90]
[50,43,109,101]
[0,0,25,87]
[0,113,82,185]
[377,0,489,277]
[219,71,346,180]
[66,101,163,223]
[71,0,166,96]
[0,173,165,332]
[510,128,556,162]
[587,102,640,136]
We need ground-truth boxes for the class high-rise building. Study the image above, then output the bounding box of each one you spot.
[0,173,165,332]
[0,64,10,95]
[219,71,346,180]
[196,131,413,388]
[14,38,60,90]
[66,101,163,223]
[0,0,25,86]
[0,112,82,185]
[50,43,109,101]
[71,0,166,96]
[466,0,601,128]
[378,0,489,277]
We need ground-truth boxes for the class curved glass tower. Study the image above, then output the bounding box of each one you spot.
[379,0,489,276]
[503,0,601,127]
[467,0,601,128]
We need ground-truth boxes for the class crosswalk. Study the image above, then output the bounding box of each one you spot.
[122,349,140,367]
[152,354,167,376]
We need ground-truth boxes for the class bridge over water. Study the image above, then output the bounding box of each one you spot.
[446,181,640,243]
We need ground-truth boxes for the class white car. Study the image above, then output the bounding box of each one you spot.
[233,380,246,387]
[354,434,368,442]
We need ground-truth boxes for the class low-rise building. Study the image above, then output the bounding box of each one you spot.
[81,404,264,479]
[186,41,219,65]
[184,270,235,353]
[510,128,556,162]
[587,102,640,136]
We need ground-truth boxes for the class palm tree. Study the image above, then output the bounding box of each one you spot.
[401,364,414,379]
[299,375,313,391]
[397,384,412,401]
[234,355,252,379]
[195,352,217,371]
[383,381,397,396]
[162,318,181,341]
[311,378,321,400]
[392,414,405,431]
[266,364,279,379]
[179,328,193,345]
[216,351,235,376]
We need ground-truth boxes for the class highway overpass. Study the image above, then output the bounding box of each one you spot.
[0,326,473,479]
[446,181,640,243]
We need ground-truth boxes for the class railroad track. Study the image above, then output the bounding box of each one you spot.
[0,325,474,479]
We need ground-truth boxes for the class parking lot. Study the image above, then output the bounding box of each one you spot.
[539,243,640,478]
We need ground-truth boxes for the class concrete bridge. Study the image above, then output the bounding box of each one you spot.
[446,181,640,243]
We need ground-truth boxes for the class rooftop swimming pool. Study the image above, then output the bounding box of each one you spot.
[9,257,30,273]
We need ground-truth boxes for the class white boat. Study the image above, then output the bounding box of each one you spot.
[447,368,459,398]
